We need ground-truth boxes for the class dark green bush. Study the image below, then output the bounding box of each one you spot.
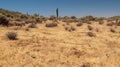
[0,16,9,26]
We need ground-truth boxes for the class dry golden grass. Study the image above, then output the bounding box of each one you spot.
[0,20,120,67]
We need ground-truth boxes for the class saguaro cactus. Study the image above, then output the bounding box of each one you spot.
[56,8,59,20]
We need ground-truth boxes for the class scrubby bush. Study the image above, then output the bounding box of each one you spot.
[0,16,9,26]
[87,21,93,24]
[107,22,114,26]
[116,21,120,26]
[45,22,57,27]
[87,32,96,37]
[28,23,37,28]
[98,20,104,24]
[62,19,75,22]
[71,26,76,31]
[6,32,17,40]
[20,15,28,19]
[65,27,69,30]
[82,15,96,21]
[49,15,56,20]
[25,20,33,24]
[71,16,76,19]
[65,26,76,32]
[35,18,42,23]
[15,22,25,27]
[110,28,116,33]
[87,25,93,30]
[25,28,29,31]
[95,28,99,32]
[76,22,83,26]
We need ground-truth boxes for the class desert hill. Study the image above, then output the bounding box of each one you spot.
[0,8,120,67]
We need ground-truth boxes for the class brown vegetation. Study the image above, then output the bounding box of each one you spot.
[0,8,120,67]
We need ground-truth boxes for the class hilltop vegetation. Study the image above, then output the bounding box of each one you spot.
[0,8,120,67]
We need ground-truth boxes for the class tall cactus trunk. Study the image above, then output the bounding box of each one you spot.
[56,8,59,20]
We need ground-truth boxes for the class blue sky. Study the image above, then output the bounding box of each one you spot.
[0,0,120,17]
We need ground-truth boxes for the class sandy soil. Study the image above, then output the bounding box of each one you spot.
[0,21,120,67]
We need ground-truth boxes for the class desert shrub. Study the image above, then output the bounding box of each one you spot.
[15,22,25,27]
[76,22,83,26]
[49,15,56,20]
[25,28,29,31]
[6,14,13,18]
[98,20,104,24]
[66,22,70,25]
[62,24,65,26]
[87,32,96,37]
[107,22,114,26]
[82,15,96,21]
[65,26,76,32]
[65,27,69,30]
[116,21,120,26]
[28,23,37,28]
[95,28,99,32]
[0,16,9,26]
[71,26,76,31]
[87,25,93,30]
[87,21,92,24]
[80,19,89,23]
[110,28,116,33]
[45,22,57,27]
[63,19,78,23]
[71,16,76,19]
[20,15,28,19]
[6,32,17,40]
[81,63,91,67]
[35,18,42,23]
[25,20,33,24]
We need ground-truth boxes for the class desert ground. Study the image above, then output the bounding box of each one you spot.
[0,19,120,67]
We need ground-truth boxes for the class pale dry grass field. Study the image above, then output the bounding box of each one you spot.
[0,20,120,67]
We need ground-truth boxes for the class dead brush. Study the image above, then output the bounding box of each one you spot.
[87,32,96,37]
[76,22,83,26]
[87,25,93,30]
[45,22,57,27]
[25,28,29,31]
[28,23,37,28]
[110,28,116,33]
[87,21,92,24]
[95,28,99,32]
[65,26,76,32]
[71,26,76,31]
[107,22,114,26]
[98,20,104,24]
[6,32,17,40]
